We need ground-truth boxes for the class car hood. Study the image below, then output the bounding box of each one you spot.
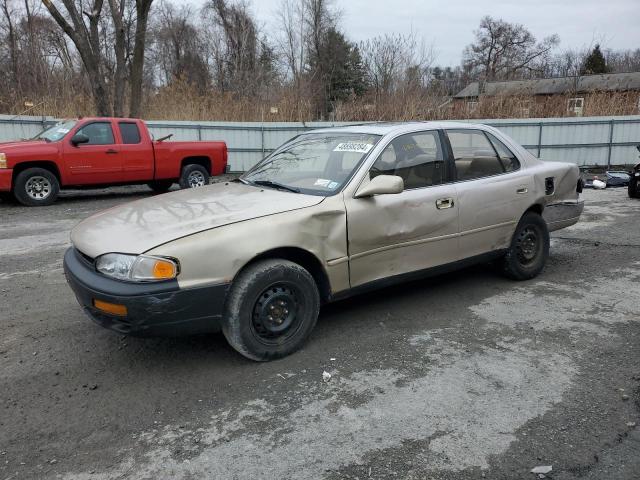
[71,182,325,258]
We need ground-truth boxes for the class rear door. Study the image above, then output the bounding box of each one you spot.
[116,121,155,182]
[63,121,123,184]
[444,128,532,258]
[344,129,460,287]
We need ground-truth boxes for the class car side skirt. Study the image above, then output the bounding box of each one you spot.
[329,249,507,303]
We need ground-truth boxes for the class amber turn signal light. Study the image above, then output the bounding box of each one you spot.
[93,299,128,316]
[152,259,177,279]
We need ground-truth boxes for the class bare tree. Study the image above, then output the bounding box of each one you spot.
[463,16,559,82]
[42,0,153,116]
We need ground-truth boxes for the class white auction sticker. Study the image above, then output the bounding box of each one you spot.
[333,142,374,154]
[314,178,331,187]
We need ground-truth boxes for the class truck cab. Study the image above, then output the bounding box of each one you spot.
[0,117,227,206]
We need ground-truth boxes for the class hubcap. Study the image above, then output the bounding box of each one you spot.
[25,176,52,200]
[516,227,540,265]
[187,171,206,188]
[252,284,300,342]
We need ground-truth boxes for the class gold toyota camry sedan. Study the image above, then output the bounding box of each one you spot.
[64,122,584,360]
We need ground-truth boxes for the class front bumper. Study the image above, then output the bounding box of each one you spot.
[63,248,228,336]
[0,169,12,191]
[543,198,585,232]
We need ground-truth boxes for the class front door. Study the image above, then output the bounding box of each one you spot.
[345,130,460,287]
[445,128,533,257]
[63,121,123,185]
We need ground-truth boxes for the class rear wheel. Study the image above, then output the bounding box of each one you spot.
[629,176,639,198]
[179,164,210,189]
[147,180,174,193]
[222,259,320,361]
[13,167,60,206]
[500,211,549,280]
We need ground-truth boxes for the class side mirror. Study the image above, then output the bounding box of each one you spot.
[71,133,89,146]
[354,174,404,198]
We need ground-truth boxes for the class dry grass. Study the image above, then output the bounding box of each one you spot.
[2,80,638,121]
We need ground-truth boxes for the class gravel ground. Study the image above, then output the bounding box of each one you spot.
[0,185,638,480]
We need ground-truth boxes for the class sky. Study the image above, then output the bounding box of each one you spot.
[191,0,639,67]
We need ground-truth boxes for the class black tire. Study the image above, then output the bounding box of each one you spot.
[13,167,60,206]
[629,177,639,198]
[179,164,210,189]
[500,211,550,280]
[222,259,320,361]
[147,180,174,193]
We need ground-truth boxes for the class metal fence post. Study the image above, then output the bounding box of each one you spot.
[537,122,543,158]
[197,125,202,141]
[606,119,614,169]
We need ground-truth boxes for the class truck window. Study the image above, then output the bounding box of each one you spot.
[76,122,115,145]
[119,122,141,144]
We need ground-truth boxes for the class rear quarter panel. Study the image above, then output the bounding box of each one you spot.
[152,141,227,180]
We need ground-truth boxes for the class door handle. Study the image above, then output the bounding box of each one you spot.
[436,197,454,209]
[106,149,119,154]
[516,186,528,194]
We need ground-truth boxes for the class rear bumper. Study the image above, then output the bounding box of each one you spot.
[0,169,12,191]
[543,198,585,232]
[63,247,228,336]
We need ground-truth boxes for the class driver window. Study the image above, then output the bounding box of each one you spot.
[75,122,115,145]
[369,131,445,189]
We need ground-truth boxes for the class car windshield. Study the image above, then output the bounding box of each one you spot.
[241,133,381,196]
[33,120,77,142]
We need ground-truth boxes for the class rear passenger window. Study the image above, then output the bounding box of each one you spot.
[370,131,445,189]
[446,129,505,181]
[485,132,520,172]
[119,122,141,144]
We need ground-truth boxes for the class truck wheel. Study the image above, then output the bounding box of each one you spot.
[14,168,60,206]
[500,211,549,281]
[147,180,174,193]
[222,259,320,361]
[179,164,210,189]
[629,177,639,198]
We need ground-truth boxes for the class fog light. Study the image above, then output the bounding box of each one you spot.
[93,299,128,316]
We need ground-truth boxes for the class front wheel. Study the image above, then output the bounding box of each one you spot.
[13,167,60,206]
[500,211,550,280]
[179,164,210,189]
[629,176,639,198]
[222,259,320,361]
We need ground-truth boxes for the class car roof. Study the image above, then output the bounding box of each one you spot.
[309,121,489,136]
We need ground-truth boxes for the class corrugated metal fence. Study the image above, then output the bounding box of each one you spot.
[1,114,639,171]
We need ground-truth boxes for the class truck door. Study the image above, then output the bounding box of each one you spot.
[63,121,123,185]
[116,121,155,182]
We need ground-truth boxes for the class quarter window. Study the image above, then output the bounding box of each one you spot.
[370,131,445,189]
[118,122,141,144]
[485,132,520,172]
[75,122,114,145]
[447,129,505,181]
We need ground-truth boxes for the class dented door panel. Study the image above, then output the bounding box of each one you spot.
[345,185,459,287]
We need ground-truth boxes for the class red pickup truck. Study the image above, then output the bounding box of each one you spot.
[0,117,227,206]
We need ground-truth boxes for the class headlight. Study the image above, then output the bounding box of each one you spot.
[95,253,179,282]
[0,153,6,169]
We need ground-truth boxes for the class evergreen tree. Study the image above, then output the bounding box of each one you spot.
[581,45,609,74]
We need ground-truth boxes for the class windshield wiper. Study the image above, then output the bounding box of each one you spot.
[250,180,300,193]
